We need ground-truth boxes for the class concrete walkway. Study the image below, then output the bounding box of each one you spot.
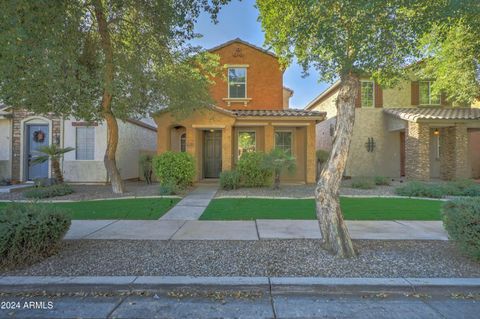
[160,185,218,220]
[65,220,448,240]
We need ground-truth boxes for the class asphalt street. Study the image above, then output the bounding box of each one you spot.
[1,288,479,318]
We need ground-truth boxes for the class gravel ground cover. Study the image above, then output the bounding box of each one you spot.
[3,240,479,277]
[0,181,188,201]
[215,180,404,198]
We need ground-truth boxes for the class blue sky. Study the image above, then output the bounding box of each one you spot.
[189,0,330,109]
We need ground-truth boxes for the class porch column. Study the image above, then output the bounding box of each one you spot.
[185,126,200,180]
[405,121,430,180]
[453,124,469,179]
[222,125,233,171]
[264,124,274,152]
[156,125,170,154]
[306,122,317,184]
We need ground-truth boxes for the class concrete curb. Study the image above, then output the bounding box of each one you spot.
[1,276,479,288]
[214,195,447,201]
[0,195,182,203]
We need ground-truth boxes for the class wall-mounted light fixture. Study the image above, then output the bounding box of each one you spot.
[365,137,375,152]
[433,128,440,136]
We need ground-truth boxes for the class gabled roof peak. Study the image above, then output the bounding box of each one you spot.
[208,38,277,58]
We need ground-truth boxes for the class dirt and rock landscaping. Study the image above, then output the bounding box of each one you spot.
[0,181,185,201]
[2,240,479,278]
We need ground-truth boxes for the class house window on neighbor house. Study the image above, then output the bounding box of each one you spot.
[228,67,247,98]
[361,80,374,107]
[76,127,95,160]
[419,81,441,105]
[238,131,256,158]
[275,131,293,156]
[180,133,186,152]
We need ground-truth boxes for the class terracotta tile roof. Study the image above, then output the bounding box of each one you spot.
[232,109,326,118]
[384,107,480,122]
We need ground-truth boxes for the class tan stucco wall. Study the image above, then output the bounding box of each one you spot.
[383,79,412,107]
[344,109,401,178]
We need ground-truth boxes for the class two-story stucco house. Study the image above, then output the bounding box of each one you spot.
[155,39,325,184]
[0,105,157,183]
[306,76,480,180]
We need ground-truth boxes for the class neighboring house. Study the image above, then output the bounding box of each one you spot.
[0,106,157,183]
[155,38,325,184]
[306,77,480,180]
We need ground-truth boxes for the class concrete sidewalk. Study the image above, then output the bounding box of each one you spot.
[65,219,448,240]
[160,185,218,220]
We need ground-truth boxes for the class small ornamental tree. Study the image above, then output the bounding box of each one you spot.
[263,148,296,190]
[31,145,75,184]
[0,0,228,193]
[257,0,457,257]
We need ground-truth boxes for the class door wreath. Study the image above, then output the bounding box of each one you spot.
[33,130,46,143]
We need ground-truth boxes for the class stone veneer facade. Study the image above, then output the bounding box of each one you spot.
[11,110,62,181]
[440,125,469,180]
[405,122,430,180]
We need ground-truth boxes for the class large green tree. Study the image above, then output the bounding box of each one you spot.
[417,19,480,105]
[0,0,226,193]
[257,0,455,257]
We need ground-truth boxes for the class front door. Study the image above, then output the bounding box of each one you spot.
[203,130,222,178]
[26,124,49,180]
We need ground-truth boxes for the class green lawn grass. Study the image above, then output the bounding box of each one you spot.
[0,198,180,220]
[200,197,443,220]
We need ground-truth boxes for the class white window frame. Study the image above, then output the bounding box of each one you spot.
[228,67,247,99]
[75,126,95,161]
[419,81,441,106]
[237,130,256,159]
[274,129,294,156]
[360,80,375,108]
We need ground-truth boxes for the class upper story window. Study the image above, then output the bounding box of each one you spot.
[238,131,256,159]
[360,80,374,107]
[419,81,440,105]
[76,126,95,160]
[228,67,246,98]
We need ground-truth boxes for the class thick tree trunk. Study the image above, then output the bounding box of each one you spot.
[94,0,125,194]
[315,74,358,258]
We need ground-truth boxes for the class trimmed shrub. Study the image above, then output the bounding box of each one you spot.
[374,176,390,186]
[152,151,195,189]
[220,170,241,190]
[236,152,271,187]
[350,177,376,190]
[442,198,480,260]
[0,203,71,269]
[396,180,480,198]
[24,184,74,199]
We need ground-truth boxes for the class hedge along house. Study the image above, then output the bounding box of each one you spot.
[155,39,325,183]
[306,76,480,181]
[0,105,157,183]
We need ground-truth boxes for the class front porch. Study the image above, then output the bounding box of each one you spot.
[155,107,324,184]
[385,108,480,180]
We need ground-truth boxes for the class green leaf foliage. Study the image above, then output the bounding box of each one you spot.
[0,203,71,269]
[24,184,74,199]
[152,151,195,189]
[236,152,271,187]
[0,0,228,120]
[417,20,480,104]
[220,170,241,190]
[256,0,448,84]
[443,198,480,261]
